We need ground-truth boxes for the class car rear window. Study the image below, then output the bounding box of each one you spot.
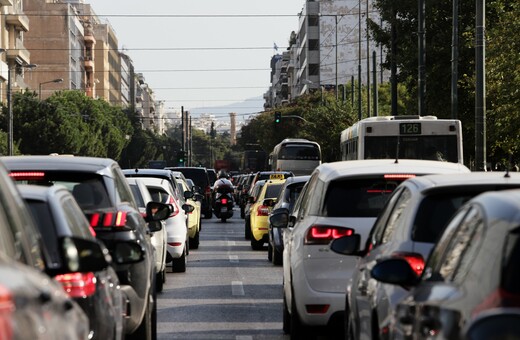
[25,200,60,265]
[322,177,404,217]
[265,184,283,199]
[147,187,171,204]
[412,193,474,243]
[129,184,145,208]
[175,169,209,188]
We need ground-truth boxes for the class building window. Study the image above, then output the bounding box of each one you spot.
[309,39,319,51]
[308,15,319,26]
[309,64,319,76]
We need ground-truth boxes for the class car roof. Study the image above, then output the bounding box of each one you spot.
[315,159,470,183]
[2,155,116,174]
[402,172,520,193]
[467,189,520,232]
[284,175,311,185]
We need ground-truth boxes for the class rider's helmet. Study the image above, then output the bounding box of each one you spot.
[217,170,229,179]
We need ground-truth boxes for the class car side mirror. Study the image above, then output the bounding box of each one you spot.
[145,201,174,222]
[330,234,362,256]
[183,203,195,213]
[370,258,420,287]
[184,190,194,200]
[263,198,276,207]
[57,236,110,275]
[148,220,163,233]
[112,241,145,264]
[192,185,202,194]
[269,208,289,228]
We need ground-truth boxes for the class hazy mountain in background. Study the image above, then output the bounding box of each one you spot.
[188,96,264,122]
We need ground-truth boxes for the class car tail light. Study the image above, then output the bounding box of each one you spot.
[257,205,270,216]
[0,285,14,339]
[168,242,183,247]
[304,225,354,245]
[88,211,128,229]
[55,272,96,298]
[205,186,211,195]
[8,171,46,180]
[384,174,416,180]
[392,252,425,276]
[473,288,520,317]
[167,196,180,217]
[221,198,228,205]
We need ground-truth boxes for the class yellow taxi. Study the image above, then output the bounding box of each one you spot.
[178,178,202,249]
[249,178,286,250]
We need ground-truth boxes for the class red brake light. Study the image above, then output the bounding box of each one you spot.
[304,225,354,245]
[384,174,416,180]
[168,196,180,217]
[88,211,127,228]
[54,272,96,298]
[257,205,270,216]
[393,252,425,276]
[0,285,14,339]
[221,198,228,205]
[8,171,46,180]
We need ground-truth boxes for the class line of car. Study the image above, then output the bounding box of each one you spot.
[0,155,211,340]
[258,158,520,339]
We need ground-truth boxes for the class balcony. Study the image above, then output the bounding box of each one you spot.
[0,0,13,6]
[84,56,94,70]
[6,13,29,32]
[7,39,30,65]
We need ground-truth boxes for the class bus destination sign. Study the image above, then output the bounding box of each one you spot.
[399,122,421,135]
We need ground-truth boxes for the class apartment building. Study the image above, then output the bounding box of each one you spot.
[265,0,387,108]
[0,0,34,103]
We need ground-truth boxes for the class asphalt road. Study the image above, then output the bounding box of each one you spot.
[156,209,289,340]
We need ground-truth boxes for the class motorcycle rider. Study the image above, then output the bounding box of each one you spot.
[213,170,234,221]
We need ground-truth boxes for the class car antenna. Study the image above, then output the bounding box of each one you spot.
[394,136,400,164]
[134,168,139,173]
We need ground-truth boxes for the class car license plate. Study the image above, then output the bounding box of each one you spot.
[221,207,228,213]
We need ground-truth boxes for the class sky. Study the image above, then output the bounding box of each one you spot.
[85,0,305,121]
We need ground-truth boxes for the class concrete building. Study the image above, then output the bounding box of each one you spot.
[265,0,388,107]
[0,0,37,104]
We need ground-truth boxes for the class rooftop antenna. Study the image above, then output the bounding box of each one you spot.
[505,154,512,178]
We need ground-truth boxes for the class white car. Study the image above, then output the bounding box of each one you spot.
[126,177,168,292]
[269,159,470,338]
[170,171,202,249]
[136,176,189,273]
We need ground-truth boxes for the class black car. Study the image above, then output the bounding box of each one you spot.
[268,175,310,265]
[18,184,125,340]
[168,166,213,219]
[0,159,101,339]
[370,188,520,339]
[4,155,171,340]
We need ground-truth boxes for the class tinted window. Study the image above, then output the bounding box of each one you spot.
[279,144,320,160]
[148,187,171,204]
[413,193,474,243]
[25,200,60,266]
[322,177,403,217]
[129,184,145,208]
[174,168,209,188]
[265,184,283,199]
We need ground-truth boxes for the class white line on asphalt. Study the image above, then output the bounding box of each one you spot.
[228,240,236,246]
[231,281,245,296]
[236,336,253,340]
[229,255,239,263]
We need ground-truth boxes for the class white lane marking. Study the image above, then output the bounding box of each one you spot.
[231,281,245,296]
[228,240,236,246]
[236,336,253,340]
[229,255,239,263]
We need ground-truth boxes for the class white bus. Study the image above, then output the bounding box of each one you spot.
[340,115,463,163]
[269,139,321,175]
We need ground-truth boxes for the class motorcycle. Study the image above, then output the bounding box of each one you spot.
[212,178,234,222]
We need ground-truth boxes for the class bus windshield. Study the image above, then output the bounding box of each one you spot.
[364,136,459,163]
[279,144,320,160]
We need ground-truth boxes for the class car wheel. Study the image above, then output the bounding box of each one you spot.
[244,218,251,240]
[189,231,200,249]
[273,246,283,266]
[267,242,273,262]
[155,270,165,293]
[172,247,187,273]
[251,237,263,250]
[128,290,153,340]
[290,286,306,340]
[283,291,291,334]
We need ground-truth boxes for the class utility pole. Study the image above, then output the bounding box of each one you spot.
[418,0,426,116]
[391,6,398,116]
[373,51,378,117]
[366,0,370,117]
[475,0,486,170]
[451,0,459,119]
[358,0,362,121]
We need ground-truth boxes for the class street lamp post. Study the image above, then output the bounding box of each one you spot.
[6,62,37,156]
[39,78,63,100]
